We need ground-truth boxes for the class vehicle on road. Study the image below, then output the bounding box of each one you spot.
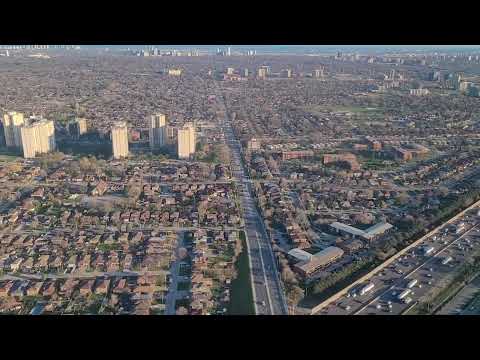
[359,282,375,296]
[407,279,418,288]
[441,256,453,265]
[423,246,435,256]
[397,289,412,301]
[403,297,413,304]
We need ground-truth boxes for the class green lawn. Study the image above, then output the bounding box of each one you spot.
[227,231,255,315]
[177,282,191,291]
[305,105,384,116]
[0,154,20,162]
[179,265,192,277]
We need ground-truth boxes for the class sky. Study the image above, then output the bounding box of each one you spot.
[87,45,480,54]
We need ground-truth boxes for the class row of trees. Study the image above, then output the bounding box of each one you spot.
[418,254,480,314]
[311,256,376,296]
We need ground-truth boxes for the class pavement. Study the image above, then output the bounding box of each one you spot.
[164,231,188,315]
[317,209,480,315]
[1,269,168,281]
[217,87,288,315]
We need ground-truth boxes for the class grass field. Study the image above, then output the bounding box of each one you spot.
[304,105,384,117]
[227,231,255,315]
[0,155,18,162]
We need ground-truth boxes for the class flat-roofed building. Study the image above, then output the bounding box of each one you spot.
[287,248,313,262]
[294,246,344,277]
[20,119,56,158]
[282,150,314,161]
[168,69,182,76]
[410,88,430,96]
[330,221,393,241]
[2,111,25,148]
[149,113,167,150]
[177,122,196,159]
[111,122,129,159]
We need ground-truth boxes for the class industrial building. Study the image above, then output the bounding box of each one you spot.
[111,121,129,159]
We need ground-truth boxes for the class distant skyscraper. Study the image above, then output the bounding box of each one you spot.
[177,123,196,159]
[282,69,292,78]
[390,69,396,81]
[244,68,249,77]
[149,113,168,149]
[20,119,56,158]
[257,66,270,78]
[2,111,25,148]
[111,122,129,159]
[227,67,235,75]
[313,67,324,78]
[227,47,231,56]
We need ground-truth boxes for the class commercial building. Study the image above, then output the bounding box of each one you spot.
[149,113,168,149]
[226,67,235,75]
[410,88,430,96]
[168,69,182,76]
[257,66,270,78]
[281,150,314,161]
[68,118,88,139]
[20,119,56,158]
[287,248,313,262]
[459,81,473,92]
[294,247,344,277]
[2,111,25,148]
[257,67,267,78]
[323,153,360,171]
[392,144,429,161]
[330,221,393,241]
[282,69,292,78]
[177,122,196,159]
[111,122,129,159]
[313,68,324,78]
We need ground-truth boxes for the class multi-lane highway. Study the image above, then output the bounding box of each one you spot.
[216,88,288,315]
[317,206,480,315]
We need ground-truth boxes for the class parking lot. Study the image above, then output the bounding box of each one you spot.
[318,208,480,315]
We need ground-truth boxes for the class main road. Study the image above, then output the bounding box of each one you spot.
[215,86,288,315]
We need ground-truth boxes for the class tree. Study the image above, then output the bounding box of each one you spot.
[125,184,142,201]
[395,192,410,206]
[197,200,209,222]
[214,144,231,165]
[287,285,304,306]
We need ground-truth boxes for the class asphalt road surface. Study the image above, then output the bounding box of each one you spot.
[217,88,288,315]
[318,208,480,315]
